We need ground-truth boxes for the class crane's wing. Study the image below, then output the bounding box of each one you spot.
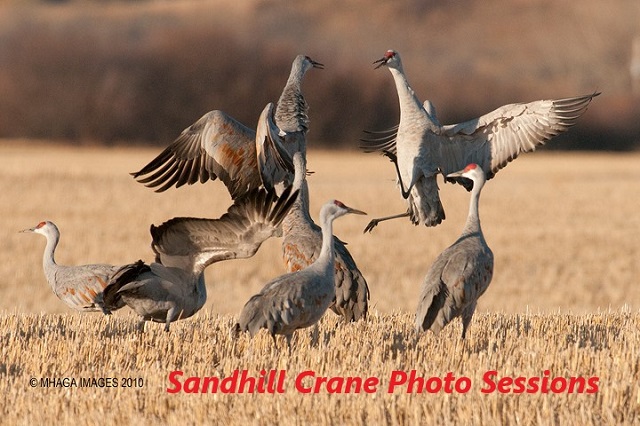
[150,185,299,273]
[235,272,305,337]
[238,270,328,338]
[332,237,370,322]
[416,244,493,334]
[260,276,311,336]
[131,110,263,199]
[53,265,121,313]
[283,227,369,322]
[359,125,399,156]
[255,103,295,193]
[423,100,441,127]
[439,93,599,187]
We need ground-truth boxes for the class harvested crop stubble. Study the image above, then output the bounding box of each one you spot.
[0,311,638,424]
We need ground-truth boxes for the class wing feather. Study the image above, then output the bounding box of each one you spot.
[331,239,370,321]
[256,104,295,192]
[439,93,599,183]
[150,186,299,273]
[132,110,263,199]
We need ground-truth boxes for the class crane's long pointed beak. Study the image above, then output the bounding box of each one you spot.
[446,171,463,178]
[19,227,35,233]
[373,57,387,69]
[311,60,324,69]
[347,207,367,216]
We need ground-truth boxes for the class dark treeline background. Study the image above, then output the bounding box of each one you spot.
[0,0,639,150]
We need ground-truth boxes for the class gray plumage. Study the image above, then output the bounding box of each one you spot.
[103,186,299,331]
[274,54,323,155]
[104,260,207,332]
[415,164,493,339]
[282,152,369,322]
[131,54,322,198]
[20,221,124,313]
[234,199,367,350]
[362,49,598,231]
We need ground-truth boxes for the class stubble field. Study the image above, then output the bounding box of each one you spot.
[1,143,639,424]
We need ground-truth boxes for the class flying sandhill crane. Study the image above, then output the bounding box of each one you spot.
[415,164,493,339]
[362,49,599,231]
[102,186,299,331]
[131,54,323,198]
[282,152,370,321]
[20,221,124,314]
[233,199,367,350]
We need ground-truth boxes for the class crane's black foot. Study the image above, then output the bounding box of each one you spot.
[363,219,382,233]
[381,150,397,164]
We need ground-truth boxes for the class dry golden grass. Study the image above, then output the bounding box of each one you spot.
[3,143,639,315]
[0,311,638,424]
[1,143,640,423]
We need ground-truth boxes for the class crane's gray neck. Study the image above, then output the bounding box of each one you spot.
[42,231,59,273]
[283,151,312,229]
[275,68,309,133]
[317,211,335,270]
[282,179,313,233]
[462,181,483,237]
[388,67,438,131]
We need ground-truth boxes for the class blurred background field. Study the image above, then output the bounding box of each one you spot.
[3,144,639,317]
[0,0,638,149]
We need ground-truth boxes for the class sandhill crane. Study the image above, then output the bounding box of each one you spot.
[102,186,299,331]
[415,164,493,339]
[233,199,367,350]
[131,54,322,198]
[362,49,599,231]
[19,221,124,314]
[282,152,370,321]
[274,54,323,154]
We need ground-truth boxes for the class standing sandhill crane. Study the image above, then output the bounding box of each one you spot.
[102,186,299,331]
[415,164,493,339]
[131,55,323,198]
[19,221,124,314]
[282,152,370,321]
[233,199,367,350]
[362,49,599,231]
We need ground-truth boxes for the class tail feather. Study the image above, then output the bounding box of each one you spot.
[408,175,445,227]
[103,260,150,311]
[415,280,449,333]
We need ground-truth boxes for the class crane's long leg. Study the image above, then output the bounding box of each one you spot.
[164,306,181,332]
[381,150,413,199]
[460,302,477,340]
[363,211,411,233]
[285,334,293,356]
